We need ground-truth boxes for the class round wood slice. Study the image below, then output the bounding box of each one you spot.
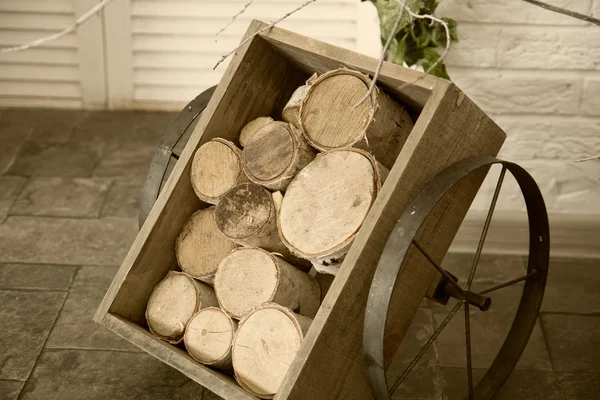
[278,148,385,275]
[214,182,288,255]
[243,121,315,191]
[214,247,320,319]
[175,207,238,284]
[145,271,218,344]
[298,68,414,168]
[239,117,274,147]
[232,304,312,398]
[184,307,237,370]
[191,138,248,204]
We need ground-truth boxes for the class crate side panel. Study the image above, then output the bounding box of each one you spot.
[103,33,306,324]
[102,313,256,400]
[259,27,436,114]
[278,83,506,400]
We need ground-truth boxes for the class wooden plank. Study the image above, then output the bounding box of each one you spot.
[96,21,508,400]
[0,97,82,109]
[0,29,77,48]
[101,313,256,400]
[0,0,73,14]
[0,64,79,82]
[0,80,81,98]
[259,28,436,113]
[0,48,78,65]
[275,75,505,400]
[131,1,356,21]
[132,18,355,39]
[0,12,73,30]
[103,0,134,108]
[74,0,106,107]
[95,21,306,324]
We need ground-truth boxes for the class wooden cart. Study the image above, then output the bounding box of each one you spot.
[94,20,549,400]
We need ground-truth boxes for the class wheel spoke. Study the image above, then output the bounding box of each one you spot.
[465,304,474,400]
[479,271,538,295]
[389,300,463,394]
[413,240,464,294]
[466,166,507,290]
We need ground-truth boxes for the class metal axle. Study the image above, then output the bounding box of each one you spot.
[443,282,492,311]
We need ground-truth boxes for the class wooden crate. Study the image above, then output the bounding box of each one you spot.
[95,20,506,400]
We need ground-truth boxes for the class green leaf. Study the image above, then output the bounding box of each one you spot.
[422,47,450,79]
[387,37,407,65]
[403,36,423,66]
[445,18,459,42]
[421,0,440,14]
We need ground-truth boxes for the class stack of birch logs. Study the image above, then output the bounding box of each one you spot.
[145,68,414,398]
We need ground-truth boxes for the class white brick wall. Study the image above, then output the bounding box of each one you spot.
[358,0,600,214]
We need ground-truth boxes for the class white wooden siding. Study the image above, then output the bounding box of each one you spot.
[130,0,359,108]
[0,0,83,108]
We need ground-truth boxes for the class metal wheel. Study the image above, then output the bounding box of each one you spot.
[139,86,216,227]
[363,156,550,400]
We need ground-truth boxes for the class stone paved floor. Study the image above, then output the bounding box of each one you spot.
[0,107,599,400]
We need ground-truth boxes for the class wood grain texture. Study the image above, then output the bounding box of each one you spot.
[299,69,413,168]
[278,148,384,275]
[184,307,238,371]
[243,121,315,192]
[259,28,437,114]
[101,313,257,400]
[233,304,312,399]
[95,21,307,327]
[145,271,217,344]
[175,207,238,284]
[276,80,505,399]
[214,183,289,257]
[240,117,274,148]
[95,21,507,400]
[214,248,320,320]
[191,138,248,205]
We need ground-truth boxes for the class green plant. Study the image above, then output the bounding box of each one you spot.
[363,0,458,79]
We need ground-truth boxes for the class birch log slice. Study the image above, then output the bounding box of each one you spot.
[214,247,320,319]
[278,148,385,275]
[232,304,312,399]
[214,182,289,255]
[243,121,315,191]
[298,68,414,168]
[239,117,273,148]
[175,207,237,284]
[145,271,218,344]
[184,307,237,370]
[190,138,247,204]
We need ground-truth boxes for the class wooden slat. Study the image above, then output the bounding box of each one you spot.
[0,64,79,82]
[247,25,506,400]
[75,0,106,107]
[96,20,307,324]
[101,313,256,400]
[97,21,508,400]
[103,0,134,108]
[134,85,215,103]
[131,1,356,21]
[259,30,435,112]
[0,30,77,48]
[134,69,226,87]
[0,13,74,31]
[131,18,355,39]
[0,96,82,108]
[0,80,81,98]
[0,48,78,65]
[132,35,354,54]
[0,0,74,14]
